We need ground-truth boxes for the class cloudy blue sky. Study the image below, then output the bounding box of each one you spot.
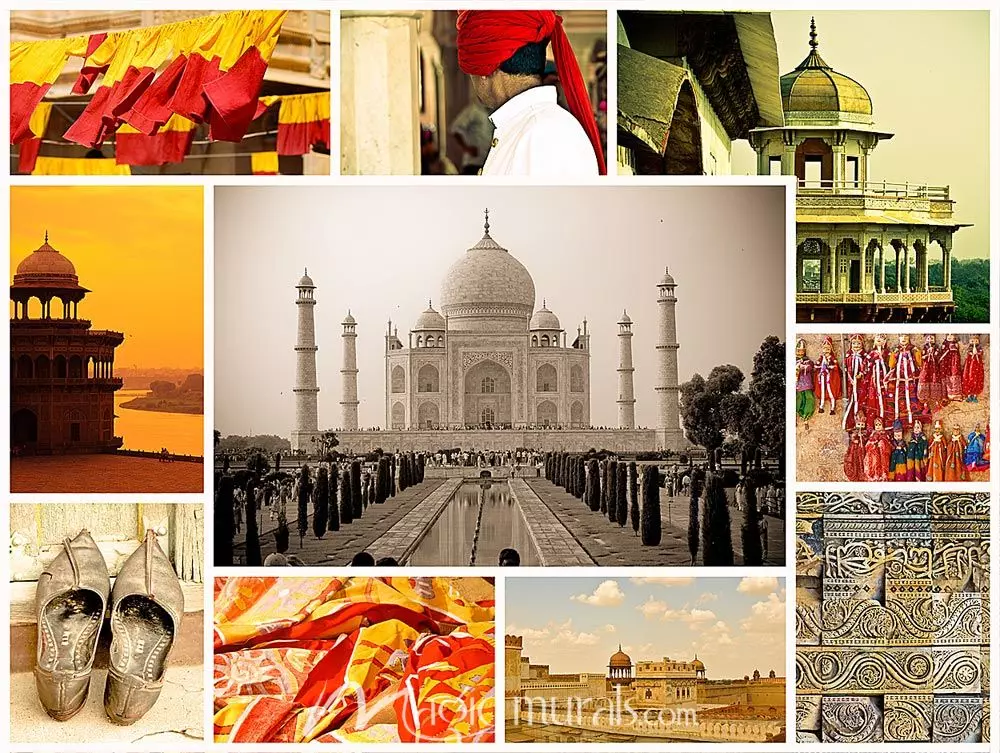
[506,577,785,680]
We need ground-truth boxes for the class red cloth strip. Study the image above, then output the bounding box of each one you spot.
[276,118,330,156]
[115,128,194,166]
[71,33,109,95]
[10,81,49,144]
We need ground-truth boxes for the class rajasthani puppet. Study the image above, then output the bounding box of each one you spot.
[888,420,909,481]
[891,333,924,428]
[927,421,949,482]
[906,418,929,482]
[939,333,964,403]
[814,336,842,415]
[962,334,985,402]
[964,423,989,472]
[864,333,892,424]
[917,334,944,413]
[795,338,817,420]
[843,425,866,482]
[842,334,868,431]
[862,416,892,482]
[944,424,969,481]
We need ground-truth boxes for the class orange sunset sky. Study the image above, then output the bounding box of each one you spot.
[10,186,203,371]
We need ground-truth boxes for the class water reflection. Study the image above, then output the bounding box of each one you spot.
[408,481,540,566]
[115,391,204,456]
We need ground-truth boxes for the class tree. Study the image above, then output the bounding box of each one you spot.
[607,460,619,523]
[339,471,353,525]
[244,479,261,566]
[741,473,764,566]
[628,462,639,535]
[215,475,235,566]
[417,454,425,483]
[328,465,340,531]
[616,463,628,528]
[389,455,397,497]
[313,466,329,538]
[375,456,388,504]
[275,492,290,554]
[688,467,705,564]
[599,460,608,514]
[586,458,600,511]
[297,465,312,547]
[351,460,363,518]
[640,465,661,545]
[246,450,270,478]
[576,458,586,500]
[680,365,745,462]
[701,468,734,566]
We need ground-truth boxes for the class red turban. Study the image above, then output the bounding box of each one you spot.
[456,10,606,174]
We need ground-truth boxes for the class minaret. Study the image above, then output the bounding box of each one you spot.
[292,269,319,453]
[655,267,683,449]
[340,310,359,430]
[617,310,636,429]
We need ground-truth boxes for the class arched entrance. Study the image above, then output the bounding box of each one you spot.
[463,359,512,428]
[417,401,439,428]
[12,408,38,445]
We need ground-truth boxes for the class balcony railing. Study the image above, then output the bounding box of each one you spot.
[797,291,954,305]
[797,180,951,201]
[11,377,124,387]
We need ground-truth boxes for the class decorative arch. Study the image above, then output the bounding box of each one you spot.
[570,401,583,427]
[417,364,439,393]
[54,354,67,378]
[463,359,512,427]
[537,400,558,426]
[390,401,405,429]
[68,355,83,379]
[531,335,538,347]
[35,355,50,379]
[541,334,550,347]
[536,363,557,392]
[391,365,405,393]
[436,335,444,347]
[417,401,439,428]
[570,364,584,392]
[416,335,423,347]
[11,408,38,444]
[17,354,33,378]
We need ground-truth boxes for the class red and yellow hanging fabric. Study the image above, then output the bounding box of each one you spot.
[250,151,279,175]
[10,36,88,143]
[115,112,196,166]
[10,10,287,149]
[31,156,131,175]
[258,91,330,155]
[16,101,53,173]
[213,576,495,744]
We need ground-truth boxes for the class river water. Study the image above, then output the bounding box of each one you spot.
[115,390,204,456]
[407,481,540,566]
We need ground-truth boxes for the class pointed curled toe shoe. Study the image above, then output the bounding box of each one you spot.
[103,531,184,725]
[34,529,110,721]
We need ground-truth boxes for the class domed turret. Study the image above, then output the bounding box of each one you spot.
[12,232,88,292]
[413,300,446,331]
[609,645,632,668]
[780,18,873,126]
[529,300,561,332]
[297,269,315,288]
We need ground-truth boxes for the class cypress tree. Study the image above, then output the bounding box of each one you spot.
[628,462,639,535]
[398,455,408,492]
[274,452,281,471]
[600,460,608,514]
[702,469,735,566]
[390,455,397,497]
[608,460,619,523]
[688,468,704,564]
[741,474,764,566]
[640,465,661,546]
[244,479,262,566]
[328,465,340,531]
[275,490,290,555]
[375,456,387,504]
[296,465,311,547]
[417,454,425,483]
[215,475,235,566]
[313,466,329,538]
[351,460,363,517]
[340,468,353,525]
[616,464,628,528]
[586,458,600,511]
[576,458,586,500]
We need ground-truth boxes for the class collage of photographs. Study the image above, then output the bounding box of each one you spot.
[3,3,995,751]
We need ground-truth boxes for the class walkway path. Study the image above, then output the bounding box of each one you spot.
[509,479,593,566]
[233,478,446,566]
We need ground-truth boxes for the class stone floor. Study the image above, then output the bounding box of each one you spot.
[525,480,786,567]
[234,478,446,566]
[10,665,203,744]
[11,455,204,493]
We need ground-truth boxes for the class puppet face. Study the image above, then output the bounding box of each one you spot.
[925,334,936,346]
[873,418,884,432]
[894,428,903,440]
[796,342,806,358]
[899,334,910,347]
[970,335,980,347]
[874,334,887,348]
[913,419,923,435]
[951,426,962,439]
[946,333,957,344]
[823,340,834,356]
[851,337,863,354]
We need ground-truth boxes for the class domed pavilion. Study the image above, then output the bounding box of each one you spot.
[10,233,124,453]
[384,210,591,430]
[608,645,634,689]
[750,17,966,323]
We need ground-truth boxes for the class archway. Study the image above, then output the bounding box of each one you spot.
[417,364,439,393]
[68,355,83,379]
[537,400,558,427]
[797,238,830,293]
[570,401,584,427]
[54,355,67,378]
[391,401,405,429]
[536,363,557,392]
[570,364,584,392]
[35,355,50,379]
[795,138,833,187]
[391,365,405,393]
[11,408,38,444]
[417,401,439,429]
[463,359,511,427]
[17,355,33,379]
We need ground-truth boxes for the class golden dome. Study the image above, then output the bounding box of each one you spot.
[692,657,705,671]
[780,18,872,124]
[609,646,632,668]
[11,233,87,291]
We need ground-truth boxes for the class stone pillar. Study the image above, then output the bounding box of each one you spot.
[340,11,422,175]
[894,246,902,293]
[942,241,952,289]
[903,244,911,293]
[655,269,683,450]
[341,312,360,430]
[292,271,319,453]
[831,144,845,190]
[919,243,930,292]
[859,241,867,293]
[878,244,885,293]
[617,311,636,429]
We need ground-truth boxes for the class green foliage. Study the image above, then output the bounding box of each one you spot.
[351,461,363,518]
[327,465,340,531]
[687,468,704,564]
[339,472,353,525]
[640,465,661,546]
[680,365,745,454]
[216,434,290,455]
[616,464,628,529]
[628,462,639,534]
[701,470,734,566]
[607,460,619,523]
[313,466,329,539]
[586,458,600,511]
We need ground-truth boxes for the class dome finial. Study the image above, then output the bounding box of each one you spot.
[484,207,490,235]
[809,17,818,50]
[44,229,49,244]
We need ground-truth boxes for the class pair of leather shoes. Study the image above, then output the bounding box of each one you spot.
[34,530,184,725]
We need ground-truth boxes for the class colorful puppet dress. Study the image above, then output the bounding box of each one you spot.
[862,423,892,482]
[842,343,868,431]
[964,428,989,472]
[796,356,817,420]
[890,342,923,427]
[962,340,985,402]
[939,336,964,402]
[917,338,944,411]
[864,344,891,424]
[843,428,866,482]
[944,430,969,481]
[926,428,949,482]
[906,427,929,481]
[888,434,908,481]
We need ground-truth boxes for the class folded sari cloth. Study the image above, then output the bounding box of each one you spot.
[214,577,495,743]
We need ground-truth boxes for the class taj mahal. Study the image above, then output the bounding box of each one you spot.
[291,211,686,455]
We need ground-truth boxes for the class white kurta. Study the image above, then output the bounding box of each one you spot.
[481,86,599,177]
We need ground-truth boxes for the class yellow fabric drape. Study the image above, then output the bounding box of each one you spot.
[10,36,89,85]
[31,157,131,176]
[251,151,279,174]
[118,111,195,135]
[28,102,53,138]
[276,92,330,124]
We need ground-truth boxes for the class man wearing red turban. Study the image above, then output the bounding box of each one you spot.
[456,10,605,176]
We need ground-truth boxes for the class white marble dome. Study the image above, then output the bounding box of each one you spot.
[529,302,561,331]
[440,218,536,326]
[413,302,446,331]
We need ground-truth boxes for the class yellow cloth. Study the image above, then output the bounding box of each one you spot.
[277,92,330,124]
[31,156,131,175]
[10,36,89,85]
[28,102,53,138]
[251,151,279,174]
[118,111,195,135]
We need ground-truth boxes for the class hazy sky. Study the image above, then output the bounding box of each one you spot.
[215,185,784,437]
[732,10,989,258]
[507,577,786,680]
[10,186,204,370]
